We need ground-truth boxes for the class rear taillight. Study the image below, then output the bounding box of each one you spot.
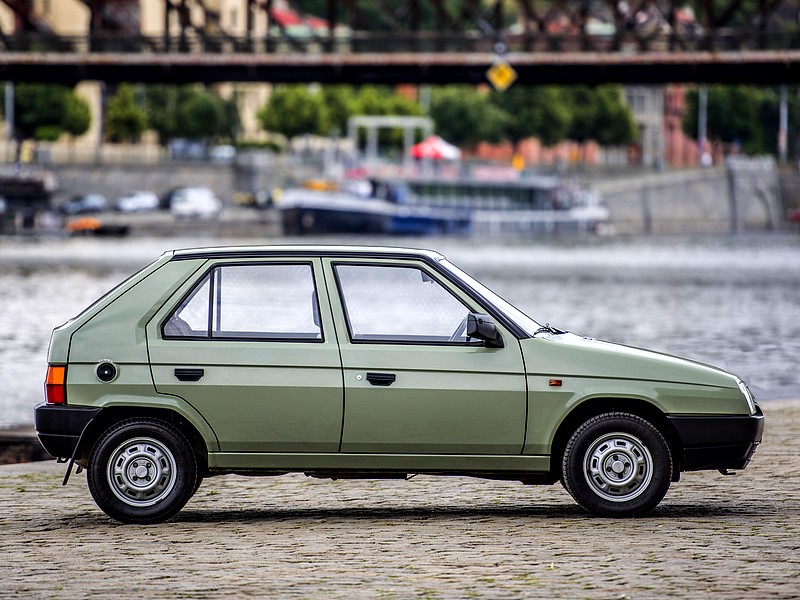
[45,366,66,405]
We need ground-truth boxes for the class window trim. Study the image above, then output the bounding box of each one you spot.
[331,261,484,347]
[169,249,529,339]
[161,261,325,343]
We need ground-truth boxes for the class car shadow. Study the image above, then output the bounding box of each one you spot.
[170,502,774,524]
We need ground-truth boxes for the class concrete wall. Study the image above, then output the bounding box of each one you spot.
[50,152,288,205]
[53,162,237,204]
[594,160,782,234]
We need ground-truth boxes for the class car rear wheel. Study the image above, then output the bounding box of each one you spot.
[87,418,198,524]
[562,412,673,517]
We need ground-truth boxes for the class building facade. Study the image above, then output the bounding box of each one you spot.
[1,0,277,151]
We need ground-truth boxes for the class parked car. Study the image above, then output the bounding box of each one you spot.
[59,194,108,215]
[65,217,130,237]
[35,246,764,524]
[115,191,159,213]
[169,187,223,218]
[169,138,206,161]
[209,145,236,164]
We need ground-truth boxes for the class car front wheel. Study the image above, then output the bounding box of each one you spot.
[87,418,198,524]
[561,412,673,517]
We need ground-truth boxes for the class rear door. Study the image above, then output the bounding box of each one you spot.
[146,258,343,452]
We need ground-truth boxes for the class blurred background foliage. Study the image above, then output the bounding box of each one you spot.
[2,80,796,157]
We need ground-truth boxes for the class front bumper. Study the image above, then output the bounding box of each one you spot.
[34,404,102,459]
[668,406,765,471]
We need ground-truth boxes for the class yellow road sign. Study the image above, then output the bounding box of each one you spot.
[486,60,518,92]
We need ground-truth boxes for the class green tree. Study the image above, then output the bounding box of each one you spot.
[352,85,423,146]
[177,92,225,140]
[105,83,147,143]
[565,85,637,146]
[430,86,508,147]
[144,85,239,145]
[256,84,424,147]
[321,85,357,136]
[592,86,638,146]
[13,83,68,141]
[219,93,241,143]
[490,86,571,147]
[683,85,766,154]
[144,84,181,145]
[257,85,329,139]
[4,83,92,144]
[63,93,92,139]
[353,85,421,118]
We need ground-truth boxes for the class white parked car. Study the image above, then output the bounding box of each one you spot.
[169,187,223,218]
[115,191,160,213]
[209,145,236,163]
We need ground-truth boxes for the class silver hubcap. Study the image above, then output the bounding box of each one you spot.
[583,432,653,502]
[107,437,177,507]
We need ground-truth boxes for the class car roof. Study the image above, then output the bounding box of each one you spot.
[169,245,446,262]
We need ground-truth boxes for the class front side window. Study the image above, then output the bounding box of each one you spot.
[164,263,321,341]
[335,264,472,343]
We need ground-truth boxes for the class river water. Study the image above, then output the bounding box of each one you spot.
[2,232,799,429]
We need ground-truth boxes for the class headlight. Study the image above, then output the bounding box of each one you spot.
[737,379,757,415]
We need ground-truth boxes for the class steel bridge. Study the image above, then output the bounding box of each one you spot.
[1,0,800,84]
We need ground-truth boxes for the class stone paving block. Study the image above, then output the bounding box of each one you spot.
[0,401,798,599]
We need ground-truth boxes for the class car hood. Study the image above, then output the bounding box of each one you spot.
[521,333,738,389]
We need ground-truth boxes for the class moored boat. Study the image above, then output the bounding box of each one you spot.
[276,175,607,236]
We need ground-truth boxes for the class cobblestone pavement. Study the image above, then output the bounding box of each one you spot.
[1,401,798,599]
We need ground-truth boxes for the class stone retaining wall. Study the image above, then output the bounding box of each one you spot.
[595,159,785,234]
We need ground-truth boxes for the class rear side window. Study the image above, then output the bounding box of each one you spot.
[164,264,322,341]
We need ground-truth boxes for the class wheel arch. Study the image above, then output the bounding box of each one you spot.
[74,406,210,476]
[549,397,684,481]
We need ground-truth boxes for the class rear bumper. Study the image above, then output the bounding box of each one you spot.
[668,406,765,471]
[34,404,102,459]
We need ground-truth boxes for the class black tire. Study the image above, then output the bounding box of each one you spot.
[561,412,673,517]
[87,418,198,524]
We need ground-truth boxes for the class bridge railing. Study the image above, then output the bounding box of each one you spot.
[1,30,799,55]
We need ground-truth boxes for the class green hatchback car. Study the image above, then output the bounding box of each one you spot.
[35,246,764,523]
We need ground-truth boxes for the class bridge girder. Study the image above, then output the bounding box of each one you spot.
[1,50,800,85]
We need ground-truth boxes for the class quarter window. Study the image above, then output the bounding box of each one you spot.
[164,264,321,340]
[335,264,471,343]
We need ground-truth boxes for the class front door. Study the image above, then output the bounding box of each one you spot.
[147,259,343,453]
[323,259,526,455]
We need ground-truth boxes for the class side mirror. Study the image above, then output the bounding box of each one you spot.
[466,313,504,348]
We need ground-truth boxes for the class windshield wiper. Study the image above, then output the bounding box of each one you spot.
[533,323,567,336]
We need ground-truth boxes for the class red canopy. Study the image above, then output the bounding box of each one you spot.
[409,135,461,160]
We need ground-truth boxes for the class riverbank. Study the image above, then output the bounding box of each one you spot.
[0,427,49,464]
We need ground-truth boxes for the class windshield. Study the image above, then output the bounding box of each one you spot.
[439,259,540,337]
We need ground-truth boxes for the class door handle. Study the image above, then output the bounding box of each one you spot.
[366,372,396,386]
[174,368,204,382]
